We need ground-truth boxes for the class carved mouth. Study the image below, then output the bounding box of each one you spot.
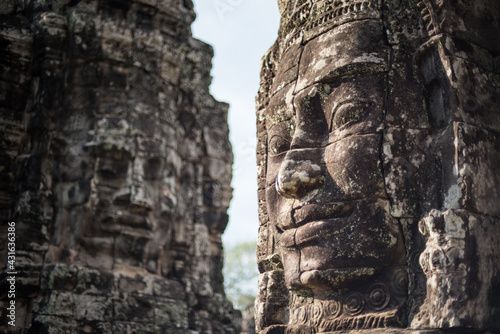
[278,201,354,231]
[281,218,355,248]
[295,219,349,246]
[101,212,153,233]
[279,199,407,288]
[280,203,355,249]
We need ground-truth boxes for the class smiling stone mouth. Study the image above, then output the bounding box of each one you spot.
[278,201,354,231]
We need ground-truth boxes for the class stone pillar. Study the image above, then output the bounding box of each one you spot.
[0,0,239,332]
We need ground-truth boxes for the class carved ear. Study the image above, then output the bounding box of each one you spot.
[415,41,452,129]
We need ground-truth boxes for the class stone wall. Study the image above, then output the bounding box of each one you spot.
[0,0,239,332]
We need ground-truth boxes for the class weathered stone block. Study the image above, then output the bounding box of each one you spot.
[117,274,151,295]
[75,267,114,295]
[113,294,156,322]
[40,264,78,291]
[452,123,500,217]
[77,237,114,270]
[383,128,441,218]
[76,321,113,334]
[36,291,75,317]
[74,294,113,321]
[154,297,188,328]
[414,209,500,330]
[152,276,185,300]
[31,315,78,334]
[112,321,160,334]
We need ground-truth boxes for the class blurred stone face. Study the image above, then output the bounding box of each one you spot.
[0,0,241,331]
[82,111,178,271]
[92,149,159,229]
[265,19,406,292]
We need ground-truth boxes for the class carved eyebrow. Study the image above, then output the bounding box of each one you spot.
[318,61,389,84]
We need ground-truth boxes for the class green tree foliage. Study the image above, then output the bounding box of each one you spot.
[224,241,259,309]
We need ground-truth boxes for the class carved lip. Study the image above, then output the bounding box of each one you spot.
[280,203,354,248]
[300,267,377,289]
[294,219,348,246]
[102,213,153,231]
[278,201,354,231]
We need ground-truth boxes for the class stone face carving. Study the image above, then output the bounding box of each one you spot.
[256,0,500,333]
[0,0,239,332]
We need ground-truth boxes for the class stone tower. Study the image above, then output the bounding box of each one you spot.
[256,0,500,333]
[0,0,239,332]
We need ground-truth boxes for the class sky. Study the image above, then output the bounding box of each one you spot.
[191,1,281,246]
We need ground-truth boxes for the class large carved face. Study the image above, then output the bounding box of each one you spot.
[265,20,406,292]
[258,1,500,332]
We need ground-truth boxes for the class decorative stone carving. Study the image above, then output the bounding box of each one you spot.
[413,209,500,329]
[0,0,239,332]
[256,0,500,333]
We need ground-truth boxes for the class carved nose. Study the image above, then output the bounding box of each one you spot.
[276,157,324,199]
[113,187,153,212]
[129,188,153,212]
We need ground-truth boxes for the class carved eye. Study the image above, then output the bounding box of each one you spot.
[269,135,291,155]
[331,101,370,130]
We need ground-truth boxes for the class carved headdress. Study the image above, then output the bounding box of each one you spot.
[277,0,382,52]
[258,0,385,107]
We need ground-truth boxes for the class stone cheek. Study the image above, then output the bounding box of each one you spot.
[323,135,386,199]
[0,0,239,332]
